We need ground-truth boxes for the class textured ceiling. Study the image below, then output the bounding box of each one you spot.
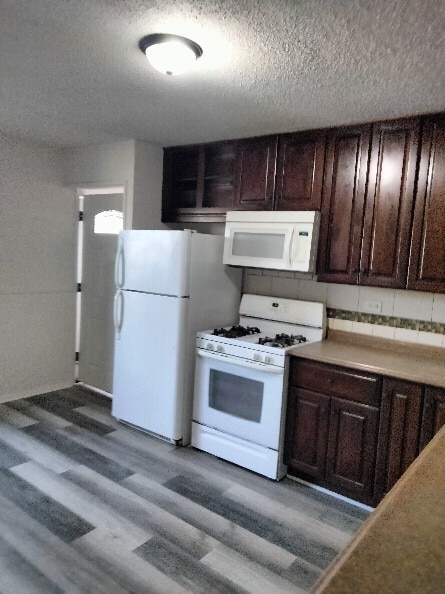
[0,0,444,147]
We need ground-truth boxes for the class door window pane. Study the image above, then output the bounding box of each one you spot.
[94,210,123,235]
[232,232,285,259]
[209,370,264,422]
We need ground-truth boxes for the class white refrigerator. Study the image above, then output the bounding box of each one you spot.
[111,230,242,445]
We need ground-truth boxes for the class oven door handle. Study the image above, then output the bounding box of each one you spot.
[197,349,284,374]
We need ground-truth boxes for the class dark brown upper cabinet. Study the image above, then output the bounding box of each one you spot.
[275,130,326,211]
[317,125,371,284]
[232,136,277,211]
[360,118,420,288]
[408,115,445,292]
[162,141,237,222]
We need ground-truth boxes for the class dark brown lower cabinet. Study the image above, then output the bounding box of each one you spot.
[285,359,380,505]
[285,359,445,507]
[326,398,379,502]
[420,386,445,450]
[285,387,329,481]
[374,379,423,501]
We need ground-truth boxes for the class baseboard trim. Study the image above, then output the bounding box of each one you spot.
[287,474,375,512]
[77,382,112,399]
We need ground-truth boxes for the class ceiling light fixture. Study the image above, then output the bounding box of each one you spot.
[139,33,203,76]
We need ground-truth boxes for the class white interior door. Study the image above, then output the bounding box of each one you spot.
[79,194,123,393]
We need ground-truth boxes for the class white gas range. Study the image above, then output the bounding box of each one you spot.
[192,294,326,480]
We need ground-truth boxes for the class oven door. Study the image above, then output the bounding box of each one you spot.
[193,348,285,449]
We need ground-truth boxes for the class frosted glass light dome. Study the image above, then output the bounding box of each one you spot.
[139,34,203,76]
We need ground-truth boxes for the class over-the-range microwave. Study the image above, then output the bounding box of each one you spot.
[223,210,320,272]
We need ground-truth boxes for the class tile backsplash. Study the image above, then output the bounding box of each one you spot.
[244,269,445,347]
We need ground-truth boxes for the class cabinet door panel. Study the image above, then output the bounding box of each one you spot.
[361,119,420,288]
[326,398,379,500]
[203,142,237,208]
[275,131,326,210]
[284,387,329,480]
[374,379,423,498]
[408,116,445,292]
[420,387,445,450]
[233,136,277,210]
[317,125,371,283]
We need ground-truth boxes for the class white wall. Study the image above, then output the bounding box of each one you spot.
[244,269,445,347]
[132,140,164,229]
[0,133,77,402]
[64,139,136,226]
[65,139,166,230]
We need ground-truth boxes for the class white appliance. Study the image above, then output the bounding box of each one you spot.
[223,210,320,272]
[192,294,326,479]
[111,230,242,445]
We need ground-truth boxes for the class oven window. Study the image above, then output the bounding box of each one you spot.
[209,370,264,422]
[232,232,285,259]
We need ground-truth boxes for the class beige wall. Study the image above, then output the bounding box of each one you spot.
[0,133,77,402]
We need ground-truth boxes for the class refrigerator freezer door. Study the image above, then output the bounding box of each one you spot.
[116,230,191,296]
[112,291,188,441]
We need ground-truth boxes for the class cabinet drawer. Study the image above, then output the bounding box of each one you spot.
[290,359,380,406]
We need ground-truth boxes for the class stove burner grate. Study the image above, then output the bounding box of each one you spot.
[258,333,307,348]
[212,325,261,338]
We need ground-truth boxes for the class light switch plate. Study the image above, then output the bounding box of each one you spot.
[363,300,382,313]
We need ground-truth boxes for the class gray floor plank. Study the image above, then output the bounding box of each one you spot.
[0,404,38,428]
[0,421,78,474]
[163,474,339,569]
[201,544,305,594]
[171,445,365,532]
[0,492,129,594]
[74,404,121,429]
[9,400,73,429]
[0,387,368,593]
[0,534,63,594]
[224,484,351,550]
[73,528,191,594]
[0,439,28,468]
[63,464,221,559]
[0,469,94,542]
[136,536,249,594]
[122,473,299,573]
[23,422,134,482]
[12,461,153,550]
[60,423,179,484]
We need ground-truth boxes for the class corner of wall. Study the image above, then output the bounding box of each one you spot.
[132,140,165,230]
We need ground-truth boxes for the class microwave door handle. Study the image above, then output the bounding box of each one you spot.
[197,349,284,374]
[289,228,295,268]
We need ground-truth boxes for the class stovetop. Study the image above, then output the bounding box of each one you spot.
[211,325,308,348]
[197,295,326,368]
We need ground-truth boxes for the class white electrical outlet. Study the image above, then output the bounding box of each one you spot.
[363,300,382,313]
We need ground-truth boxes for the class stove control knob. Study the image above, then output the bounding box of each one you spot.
[253,353,263,362]
[207,342,215,350]
[216,345,224,353]
[265,355,272,364]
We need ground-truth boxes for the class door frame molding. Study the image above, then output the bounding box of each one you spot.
[74,185,125,390]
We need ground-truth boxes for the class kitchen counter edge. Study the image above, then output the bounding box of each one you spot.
[288,330,445,389]
[310,423,445,593]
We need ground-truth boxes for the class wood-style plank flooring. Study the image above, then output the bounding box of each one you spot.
[0,386,369,593]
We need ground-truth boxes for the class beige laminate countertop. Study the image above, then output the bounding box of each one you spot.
[289,330,445,389]
[311,423,445,594]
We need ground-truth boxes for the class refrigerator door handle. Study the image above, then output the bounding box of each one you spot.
[114,290,124,339]
[115,241,125,289]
